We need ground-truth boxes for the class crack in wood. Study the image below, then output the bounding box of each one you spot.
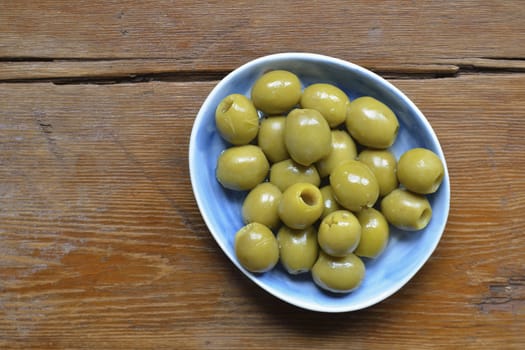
[0,57,524,85]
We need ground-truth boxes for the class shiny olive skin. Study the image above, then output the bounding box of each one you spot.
[285,108,331,166]
[381,188,432,231]
[269,159,321,192]
[251,70,302,115]
[300,83,350,127]
[330,160,380,212]
[242,182,282,230]
[320,185,341,219]
[312,251,365,293]
[318,210,362,257]
[354,207,389,258]
[358,149,398,197]
[316,130,358,178]
[235,223,279,273]
[258,116,289,163]
[215,93,259,145]
[345,96,399,149]
[216,145,269,191]
[278,182,323,230]
[397,148,445,194]
[277,226,319,274]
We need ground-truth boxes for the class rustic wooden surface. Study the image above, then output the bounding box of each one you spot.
[1,1,524,349]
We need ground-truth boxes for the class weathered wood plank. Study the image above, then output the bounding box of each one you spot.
[1,0,524,69]
[0,73,524,348]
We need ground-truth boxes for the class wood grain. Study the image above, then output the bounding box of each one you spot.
[1,0,525,349]
[1,74,524,349]
[1,1,525,68]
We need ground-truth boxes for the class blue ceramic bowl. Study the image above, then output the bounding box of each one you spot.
[189,53,450,312]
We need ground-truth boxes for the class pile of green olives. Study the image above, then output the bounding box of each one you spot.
[214,69,445,293]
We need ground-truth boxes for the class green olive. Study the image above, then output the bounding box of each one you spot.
[258,116,289,163]
[329,160,380,212]
[318,210,361,257]
[251,70,302,115]
[269,159,320,192]
[345,96,399,149]
[354,208,389,258]
[277,226,319,274]
[215,93,259,145]
[397,148,445,194]
[278,182,323,230]
[380,188,432,231]
[319,185,342,219]
[216,145,269,191]
[235,222,279,273]
[316,130,357,178]
[242,182,282,230]
[300,83,350,127]
[312,251,365,293]
[285,108,331,166]
[358,149,398,197]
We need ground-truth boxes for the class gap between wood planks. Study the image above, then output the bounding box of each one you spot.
[0,57,524,85]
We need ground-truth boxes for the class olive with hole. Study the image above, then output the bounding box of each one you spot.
[251,70,302,115]
[216,145,269,191]
[358,149,398,197]
[278,182,323,230]
[397,148,445,194]
[235,222,279,273]
[312,251,365,293]
[258,116,289,163]
[319,185,342,219]
[316,130,357,178]
[300,83,350,127]
[215,93,259,145]
[381,188,433,231]
[345,96,399,149]
[285,108,331,166]
[277,226,319,274]
[269,158,321,192]
[354,207,389,258]
[318,210,362,257]
[242,182,282,230]
[330,159,380,212]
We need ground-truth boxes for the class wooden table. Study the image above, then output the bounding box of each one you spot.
[1,1,524,348]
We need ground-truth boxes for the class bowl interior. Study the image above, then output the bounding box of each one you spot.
[189,53,450,312]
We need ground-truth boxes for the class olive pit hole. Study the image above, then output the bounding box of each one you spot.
[300,189,319,206]
[418,208,432,226]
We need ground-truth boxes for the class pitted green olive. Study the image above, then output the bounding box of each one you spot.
[381,188,432,231]
[345,96,399,149]
[242,182,282,230]
[354,208,389,258]
[278,182,323,230]
[312,251,365,293]
[251,70,302,115]
[358,149,398,197]
[269,159,320,192]
[258,116,289,163]
[316,130,357,178]
[300,83,350,127]
[277,226,319,274]
[319,185,341,219]
[235,222,279,273]
[285,108,331,166]
[330,160,380,212]
[215,93,259,145]
[318,210,361,257]
[216,145,269,191]
[397,148,444,194]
